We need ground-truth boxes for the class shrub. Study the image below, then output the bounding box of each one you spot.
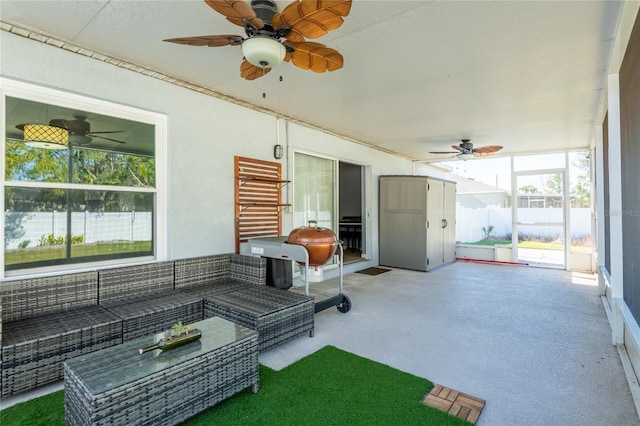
[39,234,65,246]
[482,225,495,239]
[38,234,84,246]
[70,235,84,245]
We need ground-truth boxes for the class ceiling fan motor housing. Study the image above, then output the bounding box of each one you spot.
[460,139,473,152]
[251,0,278,25]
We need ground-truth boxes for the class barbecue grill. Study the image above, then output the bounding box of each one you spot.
[247,221,351,313]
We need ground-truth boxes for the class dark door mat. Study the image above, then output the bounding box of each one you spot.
[356,267,391,275]
[423,384,485,424]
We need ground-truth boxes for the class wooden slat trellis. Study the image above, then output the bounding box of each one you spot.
[235,156,289,253]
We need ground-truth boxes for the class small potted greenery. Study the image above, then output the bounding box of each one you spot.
[139,321,202,354]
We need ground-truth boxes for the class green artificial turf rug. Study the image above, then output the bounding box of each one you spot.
[1,346,471,426]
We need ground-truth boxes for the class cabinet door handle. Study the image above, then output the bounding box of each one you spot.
[442,219,447,228]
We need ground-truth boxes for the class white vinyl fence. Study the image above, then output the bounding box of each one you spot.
[5,211,152,249]
[456,206,591,243]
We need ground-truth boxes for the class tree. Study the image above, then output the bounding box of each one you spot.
[571,152,590,207]
[519,185,539,194]
[544,173,563,195]
[5,141,155,212]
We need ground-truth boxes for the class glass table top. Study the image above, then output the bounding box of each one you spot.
[65,316,256,394]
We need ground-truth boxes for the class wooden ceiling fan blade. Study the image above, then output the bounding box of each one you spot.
[287,41,343,72]
[240,59,272,80]
[278,26,305,43]
[473,147,503,158]
[273,0,352,41]
[473,145,503,155]
[163,35,243,47]
[451,145,465,152]
[205,0,264,29]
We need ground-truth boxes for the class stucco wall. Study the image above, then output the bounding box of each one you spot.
[0,30,415,266]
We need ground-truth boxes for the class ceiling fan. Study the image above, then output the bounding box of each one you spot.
[46,115,127,145]
[164,0,352,80]
[430,139,503,160]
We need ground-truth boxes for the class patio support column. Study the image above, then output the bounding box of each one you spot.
[563,153,571,271]
[607,72,624,346]
[510,156,518,262]
[594,125,606,295]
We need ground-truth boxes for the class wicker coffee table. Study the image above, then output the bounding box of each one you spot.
[64,317,258,426]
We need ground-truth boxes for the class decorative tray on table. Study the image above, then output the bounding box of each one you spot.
[139,321,202,354]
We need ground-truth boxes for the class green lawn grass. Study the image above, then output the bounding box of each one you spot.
[461,240,512,246]
[4,241,152,265]
[461,240,591,252]
[0,346,470,426]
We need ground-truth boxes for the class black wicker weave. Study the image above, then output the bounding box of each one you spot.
[1,271,99,322]
[0,271,122,397]
[1,306,122,397]
[101,292,203,341]
[64,317,258,426]
[174,254,266,289]
[98,261,175,303]
[175,255,253,298]
[204,286,314,352]
[176,254,314,353]
[229,253,267,284]
[1,253,312,397]
[98,262,204,340]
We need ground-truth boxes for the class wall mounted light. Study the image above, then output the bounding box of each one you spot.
[274,144,284,159]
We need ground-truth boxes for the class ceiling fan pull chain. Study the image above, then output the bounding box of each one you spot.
[262,67,268,98]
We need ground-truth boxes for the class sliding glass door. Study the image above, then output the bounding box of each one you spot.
[514,171,567,268]
[293,152,336,231]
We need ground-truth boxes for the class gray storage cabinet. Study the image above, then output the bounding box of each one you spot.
[379,176,456,271]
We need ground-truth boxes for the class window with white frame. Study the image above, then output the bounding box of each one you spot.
[2,80,166,277]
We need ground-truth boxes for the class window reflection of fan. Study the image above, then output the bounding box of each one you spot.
[430,140,503,160]
[163,0,352,80]
[48,115,126,145]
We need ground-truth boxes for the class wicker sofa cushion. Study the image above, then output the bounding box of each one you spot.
[98,262,174,303]
[203,286,314,352]
[101,291,203,341]
[229,254,266,284]
[1,305,122,397]
[1,271,98,323]
[174,254,266,289]
[174,254,231,289]
[178,278,252,298]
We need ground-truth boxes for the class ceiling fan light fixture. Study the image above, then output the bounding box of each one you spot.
[457,153,475,161]
[22,124,69,150]
[242,37,285,68]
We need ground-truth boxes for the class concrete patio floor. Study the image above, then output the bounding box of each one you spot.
[262,261,640,426]
[2,261,638,425]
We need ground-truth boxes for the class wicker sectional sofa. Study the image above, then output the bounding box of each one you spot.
[0,272,122,398]
[0,253,314,397]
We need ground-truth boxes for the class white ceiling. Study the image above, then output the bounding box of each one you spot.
[0,0,622,162]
